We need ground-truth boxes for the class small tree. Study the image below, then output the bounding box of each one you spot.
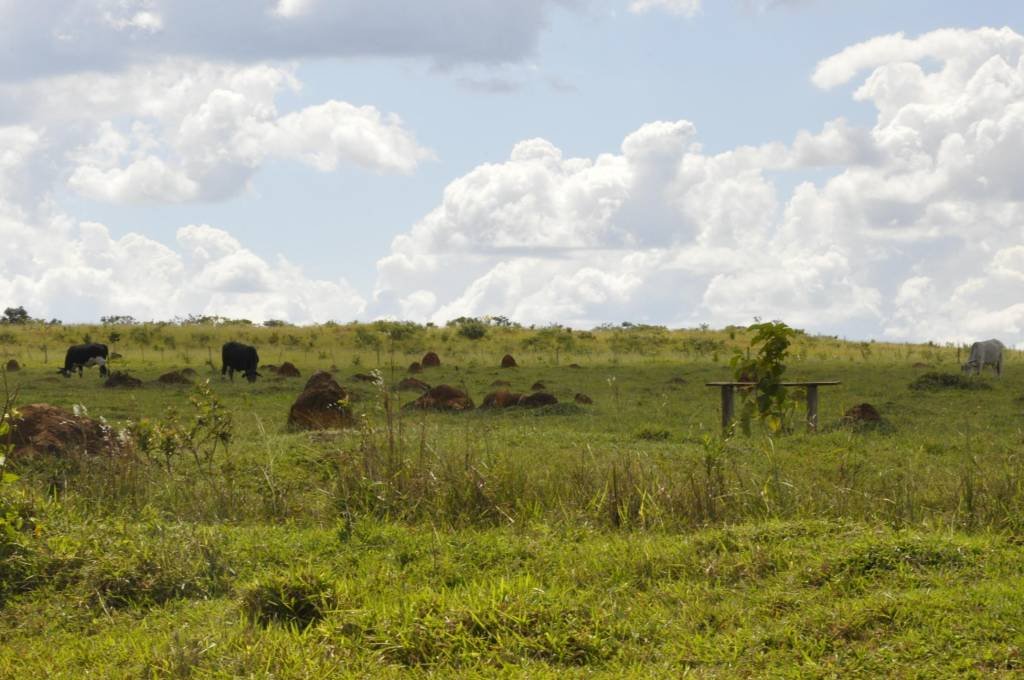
[730,321,798,435]
[1,307,29,325]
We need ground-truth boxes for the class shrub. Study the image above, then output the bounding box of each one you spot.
[240,569,336,629]
[909,372,992,391]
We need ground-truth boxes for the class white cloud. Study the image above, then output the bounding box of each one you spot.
[371,27,1024,344]
[2,60,432,204]
[628,0,701,17]
[0,1,576,80]
[0,209,365,323]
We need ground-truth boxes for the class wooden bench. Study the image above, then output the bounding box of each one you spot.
[705,381,841,432]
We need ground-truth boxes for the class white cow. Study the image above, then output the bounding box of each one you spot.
[962,339,1005,377]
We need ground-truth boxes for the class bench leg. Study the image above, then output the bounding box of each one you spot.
[806,384,819,432]
[721,385,734,432]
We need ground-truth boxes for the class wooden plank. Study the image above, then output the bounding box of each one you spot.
[806,384,819,432]
[720,385,734,432]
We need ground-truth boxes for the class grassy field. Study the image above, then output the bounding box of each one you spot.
[2,321,1024,677]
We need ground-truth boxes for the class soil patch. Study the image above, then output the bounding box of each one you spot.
[530,381,546,391]
[9,403,121,461]
[843,403,882,423]
[407,384,474,412]
[490,379,511,388]
[421,352,441,368]
[408,362,422,374]
[574,393,593,405]
[288,374,354,431]
[304,371,340,392]
[157,370,192,385]
[518,392,558,408]
[397,377,430,392]
[105,371,142,389]
[5,359,20,372]
[481,390,524,409]
[501,354,518,369]
[276,362,301,378]
[352,373,378,383]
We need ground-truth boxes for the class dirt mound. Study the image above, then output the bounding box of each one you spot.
[574,393,593,405]
[304,371,340,392]
[5,359,20,372]
[530,381,546,391]
[481,390,524,409]
[490,379,511,387]
[501,354,517,369]
[568,363,582,369]
[407,384,474,412]
[276,362,301,378]
[157,370,192,385]
[287,374,354,431]
[104,371,142,389]
[421,352,441,368]
[518,392,558,408]
[352,373,377,383]
[910,372,991,391]
[408,361,423,374]
[9,403,120,460]
[180,367,198,378]
[843,403,881,423]
[397,377,430,392]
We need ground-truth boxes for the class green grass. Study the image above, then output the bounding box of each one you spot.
[2,322,1023,676]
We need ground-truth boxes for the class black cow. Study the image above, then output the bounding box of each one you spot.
[59,343,109,378]
[222,341,261,383]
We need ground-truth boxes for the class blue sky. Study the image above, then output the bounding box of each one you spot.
[2,1,1024,343]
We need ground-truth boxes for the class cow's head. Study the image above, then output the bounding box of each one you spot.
[99,364,109,377]
[57,368,71,378]
[244,369,261,383]
[961,361,977,375]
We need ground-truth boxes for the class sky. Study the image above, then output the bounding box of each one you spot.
[2,1,1024,345]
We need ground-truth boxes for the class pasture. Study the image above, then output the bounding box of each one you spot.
[2,321,1024,677]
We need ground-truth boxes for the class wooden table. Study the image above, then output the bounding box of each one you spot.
[705,381,841,432]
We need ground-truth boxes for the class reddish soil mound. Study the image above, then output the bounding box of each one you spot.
[9,403,120,460]
[421,352,441,368]
[352,373,377,383]
[157,370,192,385]
[481,390,524,409]
[5,359,20,372]
[501,354,517,369]
[397,377,430,392]
[574,393,593,405]
[490,379,511,387]
[408,384,474,411]
[288,374,354,431]
[105,371,142,388]
[568,363,582,369]
[518,392,558,408]
[408,362,423,374]
[843,403,881,423]
[277,362,301,378]
[304,371,340,392]
[530,381,546,391]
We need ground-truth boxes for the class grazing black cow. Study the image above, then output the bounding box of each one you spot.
[59,343,109,378]
[221,341,261,383]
